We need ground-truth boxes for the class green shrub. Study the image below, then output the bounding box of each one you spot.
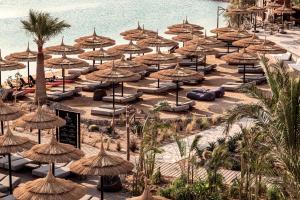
[151,167,163,185]
[267,186,282,200]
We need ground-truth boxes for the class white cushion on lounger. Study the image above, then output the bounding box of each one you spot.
[3,157,32,171]
[272,52,292,61]
[0,176,21,192]
[91,106,126,116]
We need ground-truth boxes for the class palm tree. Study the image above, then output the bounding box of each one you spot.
[21,10,70,103]
[224,56,300,199]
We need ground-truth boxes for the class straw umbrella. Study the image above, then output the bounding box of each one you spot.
[79,46,122,64]
[123,30,157,41]
[175,43,218,70]
[137,34,178,50]
[44,54,89,92]
[98,56,148,96]
[232,35,274,47]
[150,64,203,106]
[45,37,84,55]
[86,64,141,110]
[75,29,116,67]
[0,99,22,135]
[134,50,179,87]
[185,34,226,48]
[211,23,236,35]
[217,29,253,42]
[127,186,170,200]
[274,3,295,34]
[0,126,35,193]
[226,7,249,28]
[168,17,204,30]
[247,6,265,33]
[172,31,204,46]
[109,40,152,60]
[16,105,66,144]
[13,167,86,200]
[221,49,259,83]
[0,50,25,86]
[120,22,156,36]
[246,41,287,55]
[5,43,52,83]
[165,27,203,35]
[23,135,84,175]
[70,141,134,200]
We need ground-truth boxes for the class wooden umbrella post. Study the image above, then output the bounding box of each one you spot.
[8,153,12,194]
[126,107,130,161]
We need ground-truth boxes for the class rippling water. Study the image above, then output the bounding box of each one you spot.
[0,0,228,79]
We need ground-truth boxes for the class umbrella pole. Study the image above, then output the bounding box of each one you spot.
[62,68,65,93]
[1,121,3,135]
[38,129,41,144]
[238,14,240,28]
[243,64,246,83]
[195,56,198,71]
[8,153,12,194]
[121,82,124,97]
[130,54,132,60]
[0,71,2,87]
[100,176,104,200]
[28,61,30,83]
[253,13,258,33]
[176,81,179,106]
[281,13,286,34]
[112,82,115,111]
[157,64,160,88]
[52,162,55,176]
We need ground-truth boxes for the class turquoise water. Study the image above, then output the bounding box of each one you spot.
[0,0,228,79]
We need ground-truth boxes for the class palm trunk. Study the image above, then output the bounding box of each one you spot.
[35,44,47,104]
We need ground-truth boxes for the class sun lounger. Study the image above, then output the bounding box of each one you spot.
[241,75,266,84]
[91,105,126,116]
[79,81,111,92]
[156,100,195,112]
[32,163,71,178]
[179,57,204,66]
[102,91,143,103]
[187,91,216,101]
[3,157,32,171]
[0,155,24,168]
[47,88,80,101]
[0,175,21,193]
[80,195,94,200]
[147,63,176,72]
[238,65,264,74]
[12,90,28,99]
[272,52,292,61]
[288,58,300,72]
[221,81,255,92]
[0,88,13,100]
[55,73,80,81]
[138,82,179,94]
[68,66,97,75]
[1,195,15,200]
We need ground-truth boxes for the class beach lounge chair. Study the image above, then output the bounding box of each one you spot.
[68,66,97,75]
[102,91,143,104]
[238,65,264,74]
[0,175,21,193]
[272,52,292,61]
[1,195,15,200]
[156,100,195,112]
[0,155,23,168]
[0,88,13,100]
[80,195,94,200]
[179,57,204,66]
[221,81,255,92]
[47,88,81,101]
[3,157,32,171]
[91,105,126,116]
[241,74,266,84]
[187,90,216,101]
[288,58,300,71]
[32,163,71,178]
[55,73,80,81]
[147,63,176,72]
[138,82,180,94]
[79,80,111,92]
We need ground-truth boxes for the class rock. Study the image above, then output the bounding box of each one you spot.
[88,124,100,132]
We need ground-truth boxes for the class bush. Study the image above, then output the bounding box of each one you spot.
[227,136,238,153]
[267,186,282,200]
[131,121,144,137]
[151,167,163,185]
[129,138,138,152]
[88,124,100,132]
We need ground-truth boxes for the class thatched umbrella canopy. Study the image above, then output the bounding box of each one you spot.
[123,30,157,41]
[175,43,217,70]
[211,23,236,34]
[108,41,152,60]
[75,29,116,49]
[226,7,249,28]
[44,54,89,92]
[86,64,140,108]
[137,34,178,49]
[150,64,203,106]
[13,169,86,200]
[185,35,226,48]
[172,32,204,43]
[221,49,259,82]
[167,18,204,30]
[120,22,156,36]
[217,30,253,42]
[16,105,66,144]
[246,41,287,55]
[165,27,203,35]
[232,35,274,47]
[247,6,265,33]
[127,186,170,200]
[0,50,25,85]
[0,99,23,134]
[99,56,148,73]
[45,38,84,55]
[5,43,52,83]
[134,50,179,87]
[0,126,35,194]
[266,2,282,9]
[79,46,122,64]
[274,3,296,33]
[70,141,134,200]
